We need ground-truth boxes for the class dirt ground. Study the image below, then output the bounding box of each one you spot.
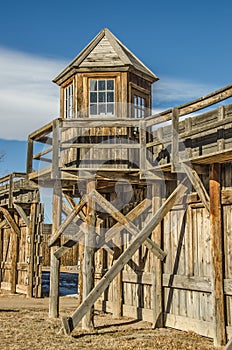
[0,293,223,350]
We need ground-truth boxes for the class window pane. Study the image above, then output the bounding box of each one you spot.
[134,107,138,118]
[98,80,105,90]
[107,80,114,90]
[90,92,97,103]
[107,92,114,102]
[99,103,106,114]
[107,104,114,115]
[90,80,97,91]
[134,95,137,106]
[90,104,97,115]
[99,92,106,102]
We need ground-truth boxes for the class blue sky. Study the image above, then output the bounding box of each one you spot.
[1,0,232,175]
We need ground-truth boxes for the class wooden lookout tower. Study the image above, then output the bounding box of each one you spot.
[2,28,232,347]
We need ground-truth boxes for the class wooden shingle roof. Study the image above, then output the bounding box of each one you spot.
[53,28,158,85]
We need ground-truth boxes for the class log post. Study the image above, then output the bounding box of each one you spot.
[26,136,33,174]
[11,212,19,294]
[112,190,123,318]
[139,120,147,172]
[27,203,36,297]
[151,182,163,328]
[82,179,96,330]
[49,180,62,318]
[210,163,226,346]
[0,227,2,286]
[171,107,179,172]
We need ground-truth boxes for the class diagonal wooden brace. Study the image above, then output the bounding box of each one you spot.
[90,190,166,261]
[62,178,188,335]
[182,162,210,213]
[14,204,30,227]
[48,195,87,247]
[56,199,152,260]
[0,207,21,236]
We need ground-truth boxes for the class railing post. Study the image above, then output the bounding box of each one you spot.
[139,120,147,172]
[52,119,60,180]
[171,107,179,172]
[26,136,34,174]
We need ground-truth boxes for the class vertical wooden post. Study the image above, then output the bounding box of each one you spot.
[27,203,36,297]
[151,182,163,328]
[0,228,2,287]
[49,180,62,318]
[171,107,179,172]
[82,179,96,330]
[112,228,123,318]
[139,120,147,171]
[210,163,226,346]
[8,174,14,209]
[26,137,34,174]
[78,242,84,305]
[11,212,19,294]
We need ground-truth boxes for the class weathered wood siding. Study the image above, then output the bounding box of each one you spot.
[0,204,43,297]
[149,104,232,166]
[96,163,232,339]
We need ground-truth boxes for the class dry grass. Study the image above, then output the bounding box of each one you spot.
[0,294,222,350]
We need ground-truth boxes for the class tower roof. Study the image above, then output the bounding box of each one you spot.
[53,28,158,85]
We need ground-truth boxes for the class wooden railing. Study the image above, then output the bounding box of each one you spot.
[0,172,38,207]
[26,83,232,178]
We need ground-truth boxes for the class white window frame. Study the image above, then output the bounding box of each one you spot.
[133,95,146,118]
[89,79,115,116]
[64,83,74,118]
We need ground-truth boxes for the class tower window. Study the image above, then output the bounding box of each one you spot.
[133,95,146,118]
[89,79,114,116]
[64,83,74,118]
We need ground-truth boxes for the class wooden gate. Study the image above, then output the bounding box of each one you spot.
[0,202,44,297]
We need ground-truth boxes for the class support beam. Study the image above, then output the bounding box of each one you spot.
[82,180,96,330]
[62,178,188,334]
[91,190,166,261]
[49,181,62,318]
[10,212,19,294]
[14,204,30,227]
[26,137,33,174]
[210,164,226,346]
[0,219,7,229]
[171,107,179,172]
[55,201,114,259]
[0,207,21,237]
[139,120,147,171]
[48,196,87,247]
[182,163,210,213]
[151,183,163,328]
[27,203,36,297]
[101,198,151,245]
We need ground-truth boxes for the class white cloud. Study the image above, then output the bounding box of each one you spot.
[0,47,67,140]
[153,76,216,105]
[0,48,222,141]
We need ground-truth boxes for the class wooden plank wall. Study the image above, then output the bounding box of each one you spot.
[60,125,139,170]
[222,163,232,338]
[97,163,232,340]
[0,205,43,296]
[150,104,232,166]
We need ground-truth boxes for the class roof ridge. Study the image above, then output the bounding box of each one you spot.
[53,28,158,84]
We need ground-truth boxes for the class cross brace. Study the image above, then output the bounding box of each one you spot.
[62,178,188,335]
